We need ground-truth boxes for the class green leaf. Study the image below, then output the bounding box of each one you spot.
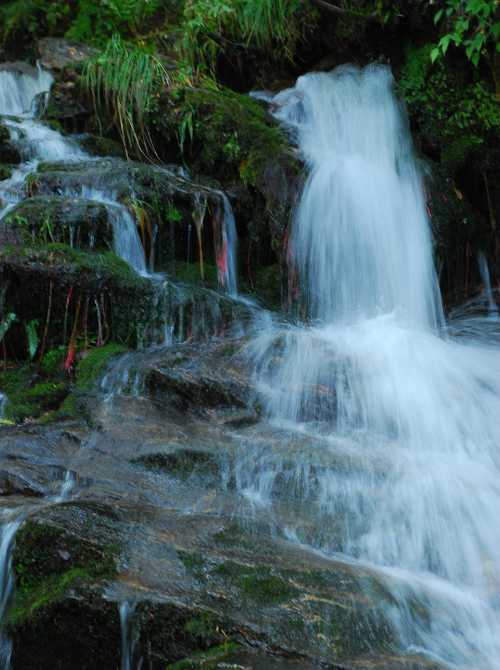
[471,51,480,66]
[439,34,452,54]
[434,9,444,24]
[430,47,441,63]
[0,313,16,341]
[25,320,39,360]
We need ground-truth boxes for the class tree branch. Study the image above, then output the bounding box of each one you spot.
[207,32,260,54]
[308,0,378,20]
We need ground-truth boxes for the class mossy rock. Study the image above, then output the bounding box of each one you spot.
[0,363,70,424]
[132,448,222,485]
[8,519,117,628]
[0,165,13,180]
[149,86,288,190]
[1,243,158,350]
[148,85,303,262]
[136,601,231,669]
[0,120,22,164]
[3,196,111,250]
[75,343,127,393]
[7,591,121,670]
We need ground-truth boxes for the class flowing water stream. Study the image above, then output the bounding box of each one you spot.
[248,64,500,669]
[0,58,499,670]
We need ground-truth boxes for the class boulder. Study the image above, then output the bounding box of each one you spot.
[37,38,97,72]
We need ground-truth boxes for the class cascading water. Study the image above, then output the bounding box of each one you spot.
[478,251,498,315]
[218,193,238,296]
[0,63,52,117]
[120,600,142,670]
[0,66,237,287]
[251,65,500,668]
[0,514,25,670]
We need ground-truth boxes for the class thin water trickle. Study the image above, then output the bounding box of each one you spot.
[478,251,498,316]
[0,512,25,670]
[120,600,142,670]
[250,65,500,669]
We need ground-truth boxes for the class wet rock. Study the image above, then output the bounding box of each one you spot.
[0,63,40,78]
[133,448,223,487]
[144,341,256,411]
[8,590,121,670]
[0,119,22,164]
[44,64,91,131]
[0,244,158,350]
[2,195,111,249]
[37,38,97,72]
[0,470,45,497]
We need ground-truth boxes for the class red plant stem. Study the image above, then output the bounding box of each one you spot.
[82,299,88,351]
[61,284,74,367]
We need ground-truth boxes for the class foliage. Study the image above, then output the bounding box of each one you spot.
[179,0,315,68]
[0,0,168,51]
[433,0,500,65]
[0,312,17,341]
[25,320,39,359]
[84,34,169,160]
[398,43,500,152]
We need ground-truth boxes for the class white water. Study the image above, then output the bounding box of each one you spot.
[0,514,25,669]
[252,65,500,668]
[478,251,498,315]
[219,193,238,295]
[120,600,142,670]
[0,65,147,273]
[0,64,52,117]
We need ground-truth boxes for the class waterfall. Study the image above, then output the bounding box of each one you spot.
[0,63,53,117]
[219,193,238,296]
[120,600,142,670]
[252,65,500,669]
[478,251,498,315]
[0,515,25,670]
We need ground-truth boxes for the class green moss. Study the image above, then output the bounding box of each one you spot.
[0,364,70,424]
[150,85,291,190]
[1,243,158,348]
[179,551,207,581]
[4,196,111,249]
[0,165,12,180]
[48,120,63,132]
[133,449,219,477]
[215,560,299,604]
[165,643,243,670]
[9,520,117,625]
[210,524,250,549]
[138,602,228,666]
[76,343,126,392]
